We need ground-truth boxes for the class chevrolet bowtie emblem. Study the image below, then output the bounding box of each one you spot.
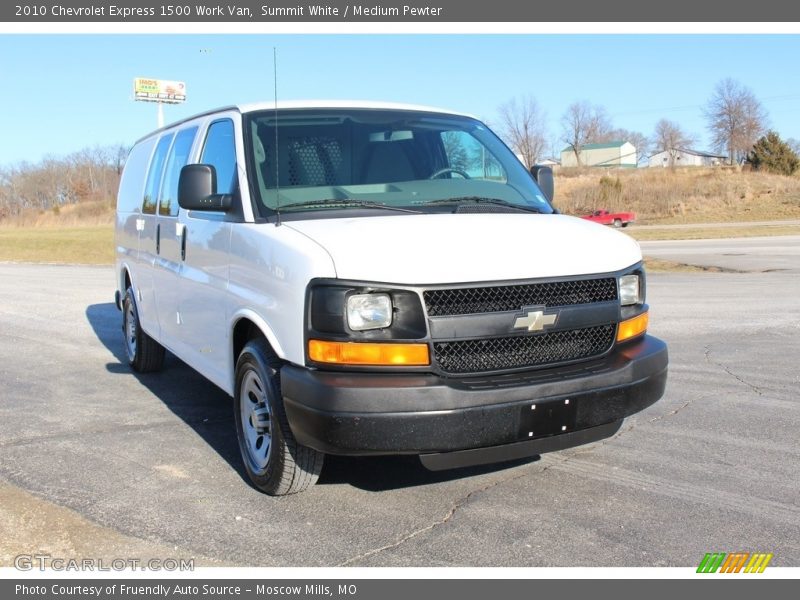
[513,308,558,332]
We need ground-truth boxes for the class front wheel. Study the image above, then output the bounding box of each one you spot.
[613,219,622,228]
[234,339,324,495]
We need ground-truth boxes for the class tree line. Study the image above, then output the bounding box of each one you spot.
[3,78,799,223]
[497,77,800,174]
[0,144,127,220]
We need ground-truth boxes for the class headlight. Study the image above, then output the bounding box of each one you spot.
[346,293,392,331]
[619,274,642,306]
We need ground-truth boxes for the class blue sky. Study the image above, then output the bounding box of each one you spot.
[1,34,800,165]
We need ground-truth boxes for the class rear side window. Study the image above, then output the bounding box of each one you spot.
[158,126,198,217]
[142,134,174,215]
[201,119,237,195]
[117,138,155,213]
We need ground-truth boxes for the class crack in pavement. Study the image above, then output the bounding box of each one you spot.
[336,409,656,566]
[337,377,696,567]
[704,344,764,396]
[648,399,696,423]
[336,467,535,567]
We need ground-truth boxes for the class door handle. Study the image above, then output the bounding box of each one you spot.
[181,227,187,261]
[156,223,161,255]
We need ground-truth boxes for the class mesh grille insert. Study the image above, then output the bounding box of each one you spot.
[424,278,617,316]
[287,136,342,186]
[433,325,615,374]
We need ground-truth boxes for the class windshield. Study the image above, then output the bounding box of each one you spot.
[243,108,554,216]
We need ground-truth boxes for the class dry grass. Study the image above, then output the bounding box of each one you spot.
[0,170,798,265]
[626,224,800,241]
[0,199,115,228]
[554,167,800,224]
[0,226,113,264]
[644,258,742,273]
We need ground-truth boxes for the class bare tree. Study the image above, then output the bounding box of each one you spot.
[0,144,124,220]
[561,101,611,166]
[113,144,130,175]
[786,138,800,157]
[608,128,650,165]
[497,96,548,169]
[704,78,768,165]
[652,119,697,167]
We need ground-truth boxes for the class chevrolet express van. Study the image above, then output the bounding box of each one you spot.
[115,101,668,495]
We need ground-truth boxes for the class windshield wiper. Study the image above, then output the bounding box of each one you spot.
[279,199,421,214]
[424,196,543,214]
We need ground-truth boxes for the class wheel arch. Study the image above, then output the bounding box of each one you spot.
[115,263,135,311]
[230,310,286,390]
[118,262,134,294]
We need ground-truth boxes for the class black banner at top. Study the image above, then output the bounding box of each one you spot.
[3,0,800,22]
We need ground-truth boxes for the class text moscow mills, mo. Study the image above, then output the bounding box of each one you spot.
[16,583,360,597]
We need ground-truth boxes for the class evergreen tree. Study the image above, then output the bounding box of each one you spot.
[748,131,800,176]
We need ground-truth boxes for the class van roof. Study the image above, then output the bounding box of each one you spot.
[239,100,474,117]
[135,100,477,144]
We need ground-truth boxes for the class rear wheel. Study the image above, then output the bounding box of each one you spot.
[234,339,324,495]
[613,219,623,228]
[122,287,165,373]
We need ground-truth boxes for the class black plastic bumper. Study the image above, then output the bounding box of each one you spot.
[281,335,667,468]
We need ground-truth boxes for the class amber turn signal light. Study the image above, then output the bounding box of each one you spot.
[308,340,430,366]
[617,311,649,343]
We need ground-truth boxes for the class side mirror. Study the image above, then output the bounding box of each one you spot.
[178,164,233,211]
[530,165,555,203]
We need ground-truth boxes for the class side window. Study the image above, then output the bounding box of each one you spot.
[142,133,174,215]
[117,138,154,214]
[201,119,237,194]
[158,126,198,217]
[441,131,506,182]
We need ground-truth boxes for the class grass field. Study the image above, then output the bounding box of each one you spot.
[643,257,743,273]
[0,226,114,265]
[0,221,795,270]
[2,166,799,267]
[625,224,800,241]
[555,166,800,224]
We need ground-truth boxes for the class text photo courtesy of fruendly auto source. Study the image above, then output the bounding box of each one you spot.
[0,34,798,568]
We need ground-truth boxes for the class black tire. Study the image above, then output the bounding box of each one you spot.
[122,287,165,373]
[234,339,324,495]
[613,219,623,228]
[622,222,630,228]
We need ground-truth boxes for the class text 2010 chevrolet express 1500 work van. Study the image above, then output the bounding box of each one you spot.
[115,101,668,495]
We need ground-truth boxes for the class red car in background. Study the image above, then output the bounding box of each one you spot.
[581,210,636,228]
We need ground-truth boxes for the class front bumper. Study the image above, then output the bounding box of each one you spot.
[281,335,667,469]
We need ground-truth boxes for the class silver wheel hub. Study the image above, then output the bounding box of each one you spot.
[240,369,272,470]
[124,301,137,360]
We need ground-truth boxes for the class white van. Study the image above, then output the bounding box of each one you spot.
[115,101,668,495]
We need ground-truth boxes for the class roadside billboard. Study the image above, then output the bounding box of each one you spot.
[133,78,186,104]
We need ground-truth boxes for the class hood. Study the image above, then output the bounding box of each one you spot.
[286,213,642,284]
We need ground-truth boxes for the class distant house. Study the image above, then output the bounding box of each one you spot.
[535,158,560,169]
[513,155,561,170]
[560,141,637,168]
[648,149,727,168]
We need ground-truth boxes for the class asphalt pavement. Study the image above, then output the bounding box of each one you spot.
[0,238,798,567]
[640,235,800,273]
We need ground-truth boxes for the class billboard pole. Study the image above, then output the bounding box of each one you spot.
[157,102,164,128]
